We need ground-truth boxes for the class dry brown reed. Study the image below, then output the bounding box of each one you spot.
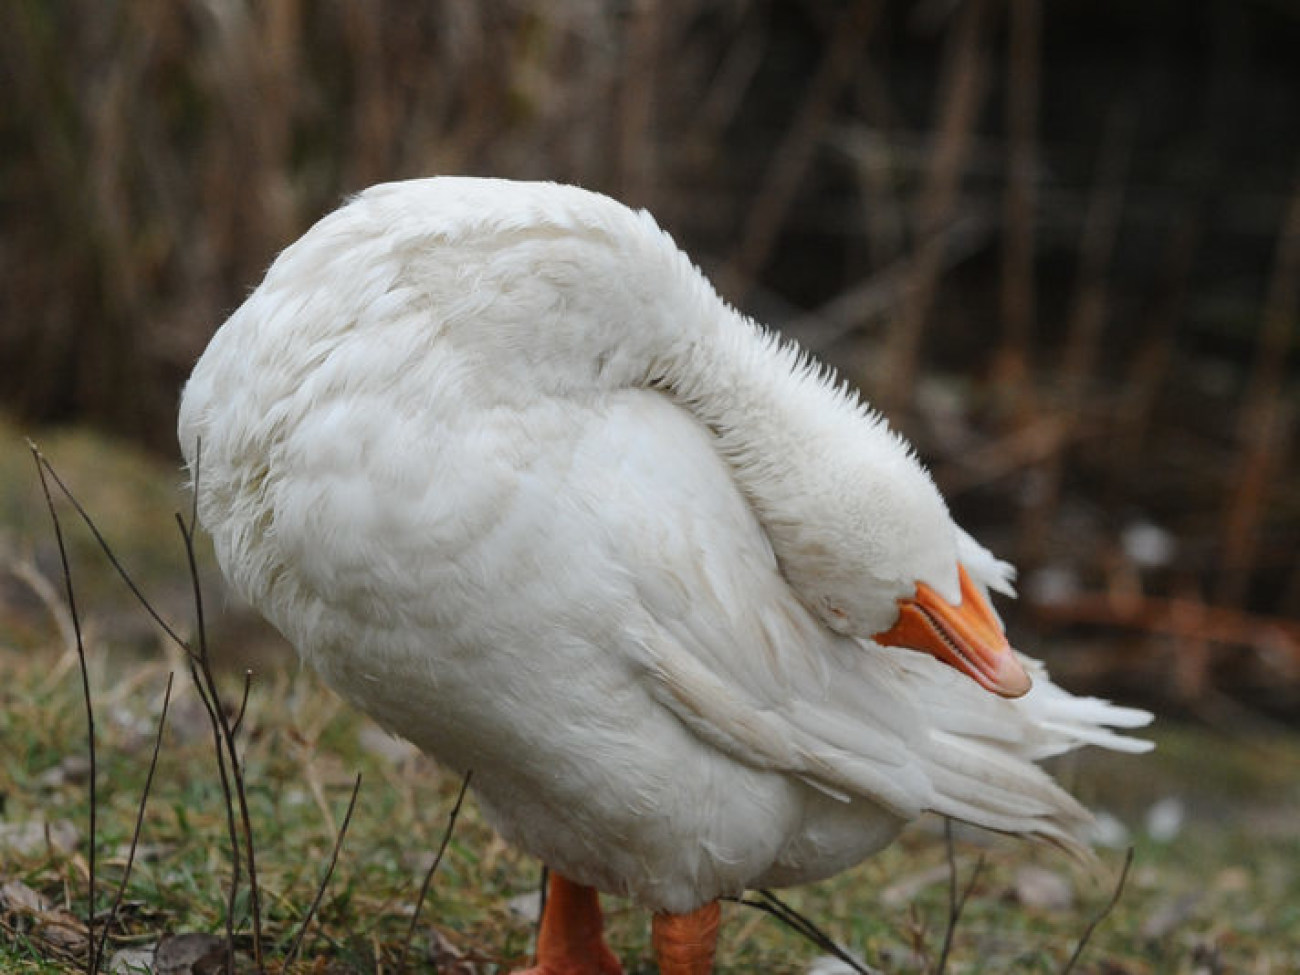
[4,0,1298,709]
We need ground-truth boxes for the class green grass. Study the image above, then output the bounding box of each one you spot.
[3,422,1299,973]
[4,650,1297,974]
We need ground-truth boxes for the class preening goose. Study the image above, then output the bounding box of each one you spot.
[178,177,1151,974]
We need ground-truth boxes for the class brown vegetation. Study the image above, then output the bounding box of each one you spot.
[2,0,1297,710]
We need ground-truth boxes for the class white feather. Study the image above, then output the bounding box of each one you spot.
[179,177,1151,914]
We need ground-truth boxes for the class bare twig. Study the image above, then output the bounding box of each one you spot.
[933,819,985,975]
[28,448,187,649]
[8,558,79,662]
[730,889,882,975]
[230,669,254,737]
[28,443,264,973]
[906,902,932,973]
[398,770,474,974]
[1060,847,1135,975]
[173,514,240,975]
[28,439,98,975]
[176,511,265,972]
[283,772,364,969]
[1218,166,1300,608]
[178,441,261,973]
[1030,591,1300,663]
[537,863,550,951]
[94,673,174,968]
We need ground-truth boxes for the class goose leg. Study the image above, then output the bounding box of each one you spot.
[651,900,721,975]
[513,872,623,975]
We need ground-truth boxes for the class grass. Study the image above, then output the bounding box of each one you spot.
[2,424,1299,973]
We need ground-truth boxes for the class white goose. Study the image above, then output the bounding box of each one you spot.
[179,177,1151,974]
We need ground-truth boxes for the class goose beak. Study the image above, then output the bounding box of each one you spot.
[872,564,1032,698]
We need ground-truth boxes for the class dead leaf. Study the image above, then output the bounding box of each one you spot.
[0,878,51,913]
[153,933,229,975]
[108,945,156,974]
[0,878,89,957]
[507,889,542,923]
[0,818,80,856]
[426,926,481,974]
[36,910,90,954]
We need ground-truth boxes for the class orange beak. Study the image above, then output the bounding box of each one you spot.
[872,564,1032,698]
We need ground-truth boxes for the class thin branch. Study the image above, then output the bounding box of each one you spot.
[27,443,257,974]
[176,461,249,970]
[398,770,473,974]
[8,558,79,662]
[177,441,262,970]
[28,440,98,975]
[1217,165,1300,608]
[230,669,254,737]
[175,514,240,975]
[933,819,985,975]
[29,448,187,648]
[94,673,174,968]
[1060,847,1135,975]
[906,902,932,973]
[28,437,256,972]
[1030,591,1300,662]
[176,512,265,972]
[537,863,550,954]
[729,889,882,975]
[283,772,364,969]
[938,819,959,974]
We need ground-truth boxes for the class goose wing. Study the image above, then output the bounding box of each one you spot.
[582,390,1147,849]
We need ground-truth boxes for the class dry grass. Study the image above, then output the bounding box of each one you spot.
[1,422,1297,974]
[3,1,1297,707]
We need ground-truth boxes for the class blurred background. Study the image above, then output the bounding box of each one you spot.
[2,0,1297,718]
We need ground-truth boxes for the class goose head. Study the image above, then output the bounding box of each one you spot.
[871,561,1031,698]
[756,428,1031,700]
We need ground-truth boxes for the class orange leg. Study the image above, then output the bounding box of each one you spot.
[512,872,623,975]
[652,901,721,975]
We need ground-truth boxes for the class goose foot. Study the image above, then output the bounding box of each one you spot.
[652,901,721,975]
[512,873,623,975]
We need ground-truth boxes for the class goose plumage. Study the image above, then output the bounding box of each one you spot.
[179,176,1151,973]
